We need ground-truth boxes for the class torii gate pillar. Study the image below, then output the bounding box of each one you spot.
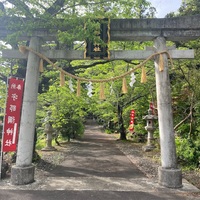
[154,37,182,188]
[11,37,41,185]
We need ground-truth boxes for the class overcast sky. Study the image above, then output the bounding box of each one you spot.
[149,0,182,18]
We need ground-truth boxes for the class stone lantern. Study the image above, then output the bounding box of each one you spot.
[142,108,158,152]
[42,111,56,151]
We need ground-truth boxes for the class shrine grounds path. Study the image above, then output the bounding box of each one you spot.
[0,120,199,200]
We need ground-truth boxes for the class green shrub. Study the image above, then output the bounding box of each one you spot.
[176,137,200,167]
[36,139,46,150]
[57,119,84,141]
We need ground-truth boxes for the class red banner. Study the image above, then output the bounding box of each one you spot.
[129,110,135,132]
[2,77,24,152]
[150,102,154,114]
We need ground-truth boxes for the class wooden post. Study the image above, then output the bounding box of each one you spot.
[11,37,41,185]
[154,37,182,188]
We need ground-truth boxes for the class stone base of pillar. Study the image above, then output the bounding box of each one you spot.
[158,166,182,188]
[41,146,57,151]
[11,165,35,185]
[142,145,155,152]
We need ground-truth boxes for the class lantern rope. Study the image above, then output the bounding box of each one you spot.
[18,45,173,83]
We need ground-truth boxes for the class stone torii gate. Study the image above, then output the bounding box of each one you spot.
[1,15,200,187]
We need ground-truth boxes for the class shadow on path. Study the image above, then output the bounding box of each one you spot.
[48,120,145,178]
[0,120,199,200]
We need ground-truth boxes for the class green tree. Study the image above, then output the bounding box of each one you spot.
[0,0,157,142]
[37,78,87,143]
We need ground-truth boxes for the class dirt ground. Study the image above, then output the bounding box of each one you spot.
[2,127,199,195]
[33,137,200,191]
[115,140,200,190]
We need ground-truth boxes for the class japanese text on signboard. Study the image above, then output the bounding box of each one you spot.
[2,77,24,152]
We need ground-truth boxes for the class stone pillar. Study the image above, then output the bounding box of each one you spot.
[11,37,41,185]
[154,37,182,188]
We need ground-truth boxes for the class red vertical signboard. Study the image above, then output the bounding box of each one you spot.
[2,77,24,152]
[129,110,135,132]
[150,102,154,114]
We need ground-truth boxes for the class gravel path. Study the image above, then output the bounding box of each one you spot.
[0,120,199,199]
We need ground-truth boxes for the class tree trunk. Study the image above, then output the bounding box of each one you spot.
[117,104,127,140]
